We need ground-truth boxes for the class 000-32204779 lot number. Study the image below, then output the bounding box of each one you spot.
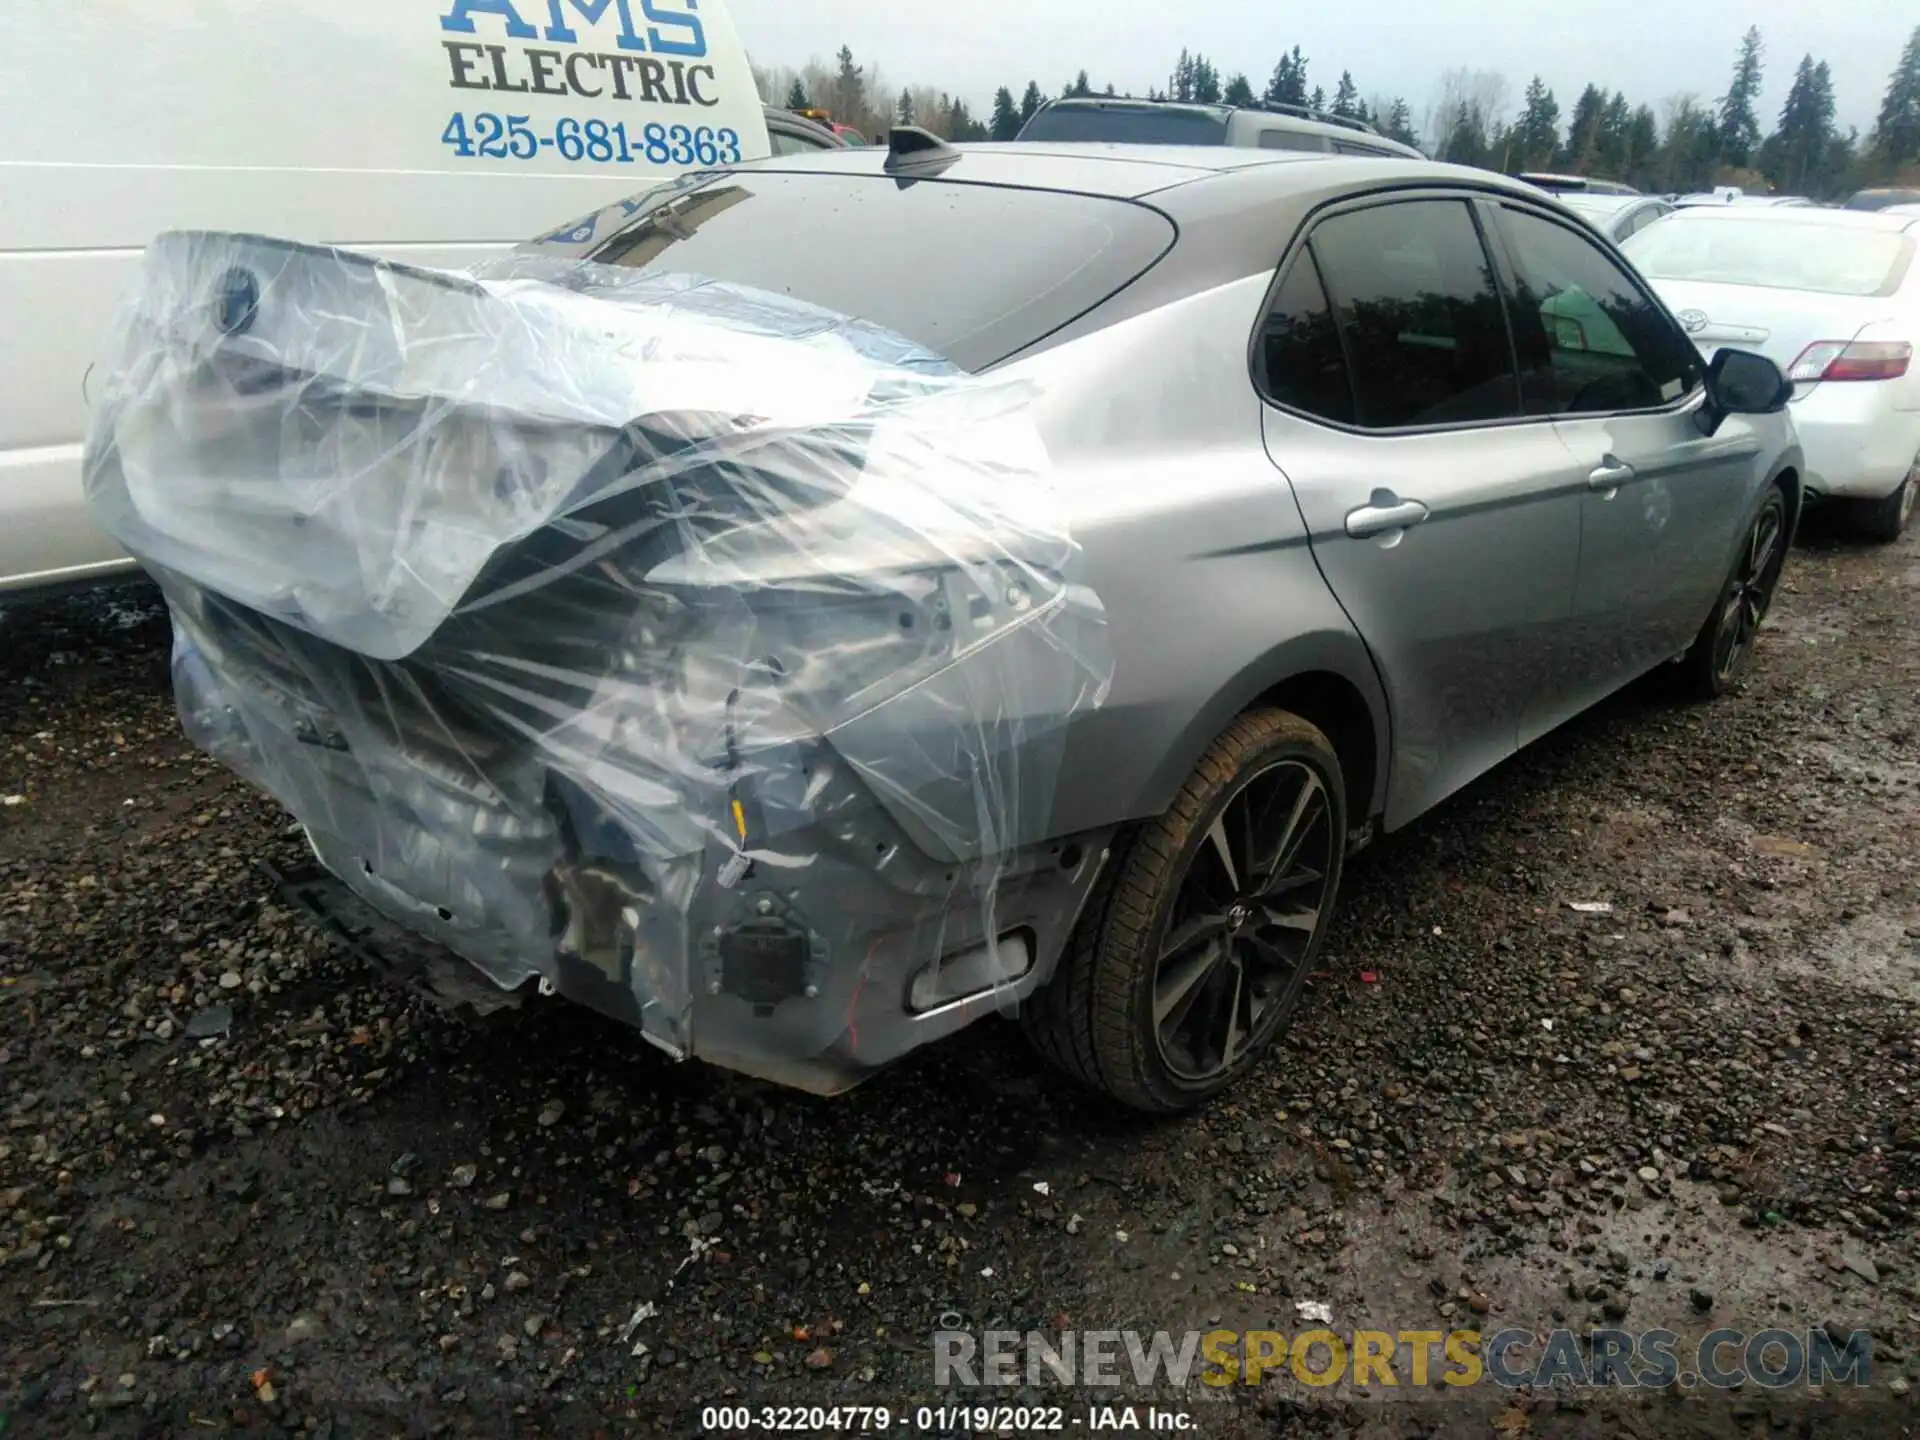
[441,112,742,165]
[699,1405,1073,1431]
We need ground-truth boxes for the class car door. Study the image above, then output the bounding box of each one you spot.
[1255,194,1584,829]
[1483,199,1762,735]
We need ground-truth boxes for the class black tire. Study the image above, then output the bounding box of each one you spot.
[1022,709,1346,1113]
[1675,484,1790,701]
[1849,466,1915,544]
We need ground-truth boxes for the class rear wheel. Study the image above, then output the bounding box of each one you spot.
[1849,462,1915,544]
[1675,484,1790,701]
[1022,709,1345,1113]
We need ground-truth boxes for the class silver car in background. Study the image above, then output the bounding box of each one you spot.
[87,140,1803,1112]
[1555,192,1675,244]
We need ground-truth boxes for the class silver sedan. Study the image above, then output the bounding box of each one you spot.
[85,140,1803,1112]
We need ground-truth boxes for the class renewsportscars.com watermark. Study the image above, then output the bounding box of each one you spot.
[934,1327,1874,1391]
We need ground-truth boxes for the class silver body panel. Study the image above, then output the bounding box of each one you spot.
[118,145,1800,1088]
[975,150,1800,840]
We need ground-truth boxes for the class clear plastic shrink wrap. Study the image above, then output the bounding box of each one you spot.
[84,231,1113,1089]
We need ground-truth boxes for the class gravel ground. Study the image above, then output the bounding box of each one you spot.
[3,515,1918,1438]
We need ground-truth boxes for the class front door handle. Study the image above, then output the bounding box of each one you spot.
[1588,459,1636,492]
[1345,498,1431,539]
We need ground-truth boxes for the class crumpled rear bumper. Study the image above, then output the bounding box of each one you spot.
[85,231,1115,1090]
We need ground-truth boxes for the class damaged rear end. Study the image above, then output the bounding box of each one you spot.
[84,232,1113,1091]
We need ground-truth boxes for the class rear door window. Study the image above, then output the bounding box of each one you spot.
[1304,199,1522,428]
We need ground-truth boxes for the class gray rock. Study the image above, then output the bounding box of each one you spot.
[1840,1246,1880,1285]
[184,1005,232,1039]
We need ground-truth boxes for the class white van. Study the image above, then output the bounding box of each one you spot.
[0,0,770,593]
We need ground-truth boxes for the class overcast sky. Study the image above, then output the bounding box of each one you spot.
[729,0,1914,137]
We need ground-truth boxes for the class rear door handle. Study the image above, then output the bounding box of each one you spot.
[1588,460,1636,492]
[1345,499,1431,538]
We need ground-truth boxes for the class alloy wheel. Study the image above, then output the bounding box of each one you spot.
[1710,495,1787,685]
[1151,759,1336,1083]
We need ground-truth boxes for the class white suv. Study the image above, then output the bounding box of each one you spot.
[1015,98,1422,159]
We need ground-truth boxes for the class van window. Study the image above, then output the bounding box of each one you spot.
[1258,129,1328,152]
[768,128,837,156]
[1017,106,1229,145]
[1307,199,1521,428]
[582,173,1176,370]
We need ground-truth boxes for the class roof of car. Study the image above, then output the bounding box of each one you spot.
[1555,193,1658,215]
[737,141,1501,201]
[1020,95,1421,155]
[1517,172,1639,195]
[1658,204,1917,232]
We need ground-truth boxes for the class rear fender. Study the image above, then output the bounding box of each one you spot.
[1127,629,1389,831]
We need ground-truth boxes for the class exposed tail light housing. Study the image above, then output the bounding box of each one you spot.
[1786,340,1912,382]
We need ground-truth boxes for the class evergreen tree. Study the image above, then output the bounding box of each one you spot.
[946,96,987,142]
[1660,97,1721,193]
[785,78,808,110]
[1765,55,1836,194]
[989,86,1020,140]
[1440,103,1492,167]
[1064,70,1093,99]
[1019,80,1045,125]
[1171,48,1196,103]
[1559,84,1607,169]
[1624,105,1660,187]
[1264,46,1309,108]
[1827,128,1863,195]
[1380,97,1418,148]
[1871,24,1920,167]
[1353,97,1372,126]
[1331,70,1360,118]
[896,87,915,126]
[1104,82,1117,97]
[830,45,866,124]
[1595,90,1632,173]
[1193,56,1222,104]
[1223,73,1256,108]
[1309,85,1326,112]
[1717,25,1765,167]
[1515,75,1560,169]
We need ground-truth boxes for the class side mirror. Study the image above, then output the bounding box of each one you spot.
[1696,348,1791,434]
